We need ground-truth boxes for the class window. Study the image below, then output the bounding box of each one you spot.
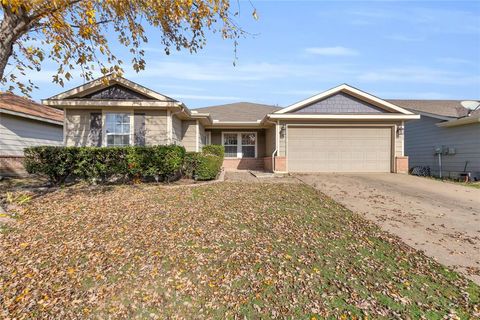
[106,113,131,146]
[241,133,256,158]
[223,133,238,158]
[222,132,257,158]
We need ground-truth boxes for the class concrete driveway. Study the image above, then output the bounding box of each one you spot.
[295,173,480,284]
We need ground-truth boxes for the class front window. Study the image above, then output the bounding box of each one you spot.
[106,113,130,146]
[241,133,256,158]
[222,132,256,158]
[223,133,238,157]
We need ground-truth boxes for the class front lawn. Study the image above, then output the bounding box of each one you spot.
[0,182,478,319]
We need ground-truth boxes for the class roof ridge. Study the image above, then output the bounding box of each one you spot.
[196,101,280,109]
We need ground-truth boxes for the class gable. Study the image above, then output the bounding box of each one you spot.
[46,75,178,103]
[276,84,415,115]
[74,84,154,100]
[292,92,387,114]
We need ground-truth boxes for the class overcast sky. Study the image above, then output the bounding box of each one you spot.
[9,0,480,108]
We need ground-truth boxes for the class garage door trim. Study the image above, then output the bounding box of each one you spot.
[285,124,396,173]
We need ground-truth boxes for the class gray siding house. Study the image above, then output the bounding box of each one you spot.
[391,100,480,180]
[0,93,63,176]
[43,76,420,173]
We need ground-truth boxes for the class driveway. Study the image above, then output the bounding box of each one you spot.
[296,173,480,284]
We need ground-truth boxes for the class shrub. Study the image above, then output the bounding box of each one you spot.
[141,145,186,182]
[195,154,223,180]
[24,146,78,185]
[75,147,129,183]
[184,145,224,181]
[202,144,224,158]
[183,152,200,179]
[23,145,186,185]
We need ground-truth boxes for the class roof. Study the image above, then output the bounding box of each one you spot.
[195,102,281,122]
[387,99,480,118]
[0,93,63,124]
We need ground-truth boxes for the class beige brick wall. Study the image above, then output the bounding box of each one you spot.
[65,109,168,146]
[143,110,168,145]
[198,122,205,150]
[0,156,27,176]
[172,114,183,145]
[182,120,197,152]
[65,109,99,146]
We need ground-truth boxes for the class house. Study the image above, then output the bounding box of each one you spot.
[390,99,480,180]
[0,93,64,176]
[43,75,419,173]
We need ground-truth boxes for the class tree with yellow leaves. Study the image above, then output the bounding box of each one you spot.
[0,0,254,94]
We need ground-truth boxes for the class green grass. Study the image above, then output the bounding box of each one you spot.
[0,182,478,319]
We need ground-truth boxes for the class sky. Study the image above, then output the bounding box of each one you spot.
[8,0,480,108]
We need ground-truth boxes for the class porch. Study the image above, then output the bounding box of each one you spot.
[205,128,283,172]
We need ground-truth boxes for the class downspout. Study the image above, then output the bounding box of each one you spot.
[264,118,278,172]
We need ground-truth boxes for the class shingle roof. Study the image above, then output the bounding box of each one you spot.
[387,99,479,118]
[0,93,63,123]
[195,102,281,122]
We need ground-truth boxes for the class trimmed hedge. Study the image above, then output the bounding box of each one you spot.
[183,145,224,181]
[24,146,79,185]
[24,145,186,184]
[195,154,223,181]
[202,145,225,158]
[183,152,199,179]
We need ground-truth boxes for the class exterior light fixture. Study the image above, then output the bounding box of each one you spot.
[397,125,404,136]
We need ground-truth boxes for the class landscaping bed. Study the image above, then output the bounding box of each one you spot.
[0,182,478,319]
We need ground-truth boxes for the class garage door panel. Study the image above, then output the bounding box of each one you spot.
[287,127,392,172]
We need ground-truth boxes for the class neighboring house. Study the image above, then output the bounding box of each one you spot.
[0,93,64,176]
[390,100,480,180]
[43,75,419,173]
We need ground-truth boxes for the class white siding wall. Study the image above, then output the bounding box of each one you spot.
[0,113,63,156]
[405,115,480,178]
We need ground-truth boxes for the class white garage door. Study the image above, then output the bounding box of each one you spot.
[287,127,392,172]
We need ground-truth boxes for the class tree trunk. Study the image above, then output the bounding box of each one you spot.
[0,8,30,82]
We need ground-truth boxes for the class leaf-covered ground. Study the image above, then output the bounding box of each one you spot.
[1,182,478,319]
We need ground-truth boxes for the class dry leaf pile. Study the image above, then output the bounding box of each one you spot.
[1,182,478,319]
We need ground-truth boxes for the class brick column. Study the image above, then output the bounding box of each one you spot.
[0,156,27,177]
[274,156,287,172]
[395,156,409,174]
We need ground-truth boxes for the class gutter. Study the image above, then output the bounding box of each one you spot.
[190,110,213,126]
[436,115,480,128]
[205,120,264,128]
[0,109,63,126]
[267,114,420,120]
[42,99,183,108]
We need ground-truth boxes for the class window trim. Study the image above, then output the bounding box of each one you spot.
[103,111,134,147]
[221,131,258,159]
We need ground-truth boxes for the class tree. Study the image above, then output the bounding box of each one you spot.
[0,0,254,94]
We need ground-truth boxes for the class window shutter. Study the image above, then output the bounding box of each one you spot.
[88,113,102,146]
[134,113,146,146]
